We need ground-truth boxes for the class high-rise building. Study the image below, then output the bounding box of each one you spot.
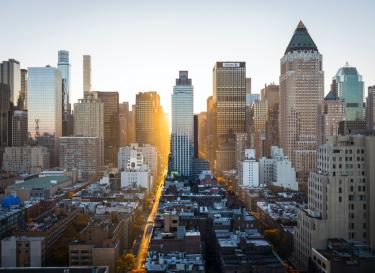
[0,59,21,165]
[197,112,207,159]
[213,62,246,173]
[333,64,364,121]
[27,66,62,167]
[119,102,130,147]
[57,50,72,136]
[74,95,104,166]
[135,91,161,145]
[171,71,194,176]
[59,136,100,181]
[294,135,375,269]
[20,69,27,110]
[279,21,324,184]
[251,100,268,159]
[193,114,199,158]
[91,91,119,166]
[83,55,91,95]
[135,91,169,161]
[11,110,28,147]
[262,84,280,157]
[367,86,375,130]
[317,84,345,145]
[205,96,217,170]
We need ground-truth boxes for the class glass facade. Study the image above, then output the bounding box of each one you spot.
[171,71,194,176]
[334,65,364,121]
[27,66,62,166]
[57,50,71,114]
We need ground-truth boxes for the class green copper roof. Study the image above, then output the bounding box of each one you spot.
[285,21,318,54]
[324,89,338,100]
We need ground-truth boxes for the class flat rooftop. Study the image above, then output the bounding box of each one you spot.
[10,176,71,189]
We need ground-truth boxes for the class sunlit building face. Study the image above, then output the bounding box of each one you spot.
[27,66,62,139]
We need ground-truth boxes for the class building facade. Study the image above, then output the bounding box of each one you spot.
[213,62,246,173]
[74,95,104,166]
[91,91,119,166]
[367,86,375,130]
[59,136,100,181]
[83,55,91,95]
[57,50,72,136]
[279,21,324,184]
[27,66,62,167]
[171,71,194,176]
[333,64,364,121]
[11,110,28,146]
[2,146,49,174]
[294,135,375,270]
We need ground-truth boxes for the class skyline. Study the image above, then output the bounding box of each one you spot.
[1,0,374,114]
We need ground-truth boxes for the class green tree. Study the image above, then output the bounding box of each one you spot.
[116,252,136,273]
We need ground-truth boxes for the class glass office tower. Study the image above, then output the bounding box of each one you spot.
[57,50,71,114]
[333,64,364,121]
[171,71,194,176]
[28,66,62,166]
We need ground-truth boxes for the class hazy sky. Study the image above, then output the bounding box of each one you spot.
[1,0,374,114]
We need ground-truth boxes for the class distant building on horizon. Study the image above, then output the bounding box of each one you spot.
[366,86,375,130]
[171,71,194,176]
[83,55,91,96]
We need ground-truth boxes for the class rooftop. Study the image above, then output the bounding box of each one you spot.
[10,176,71,189]
[285,20,318,54]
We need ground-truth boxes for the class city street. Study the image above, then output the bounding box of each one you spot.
[134,168,167,269]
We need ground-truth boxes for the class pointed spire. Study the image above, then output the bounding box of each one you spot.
[284,21,318,54]
[297,20,306,29]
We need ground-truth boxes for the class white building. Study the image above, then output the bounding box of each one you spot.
[241,149,259,187]
[171,71,194,176]
[120,145,153,191]
[259,146,298,191]
[118,143,158,175]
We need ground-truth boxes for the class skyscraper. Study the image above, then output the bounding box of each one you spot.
[251,100,268,159]
[83,55,91,95]
[1,59,22,165]
[119,101,130,147]
[171,71,194,176]
[262,84,279,157]
[58,50,72,136]
[213,62,246,173]
[57,50,71,115]
[135,91,161,145]
[27,66,62,166]
[135,91,169,160]
[279,21,324,184]
[74,95,104,166]
[20,69,27,110]
[11,110,28,147]
[91,91,119,166]
[333,64,364,121]
[367,86,375,130]
[205,96,217,170]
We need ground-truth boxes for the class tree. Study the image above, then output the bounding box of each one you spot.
[116,252,136,273]
[130,269,146,273]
